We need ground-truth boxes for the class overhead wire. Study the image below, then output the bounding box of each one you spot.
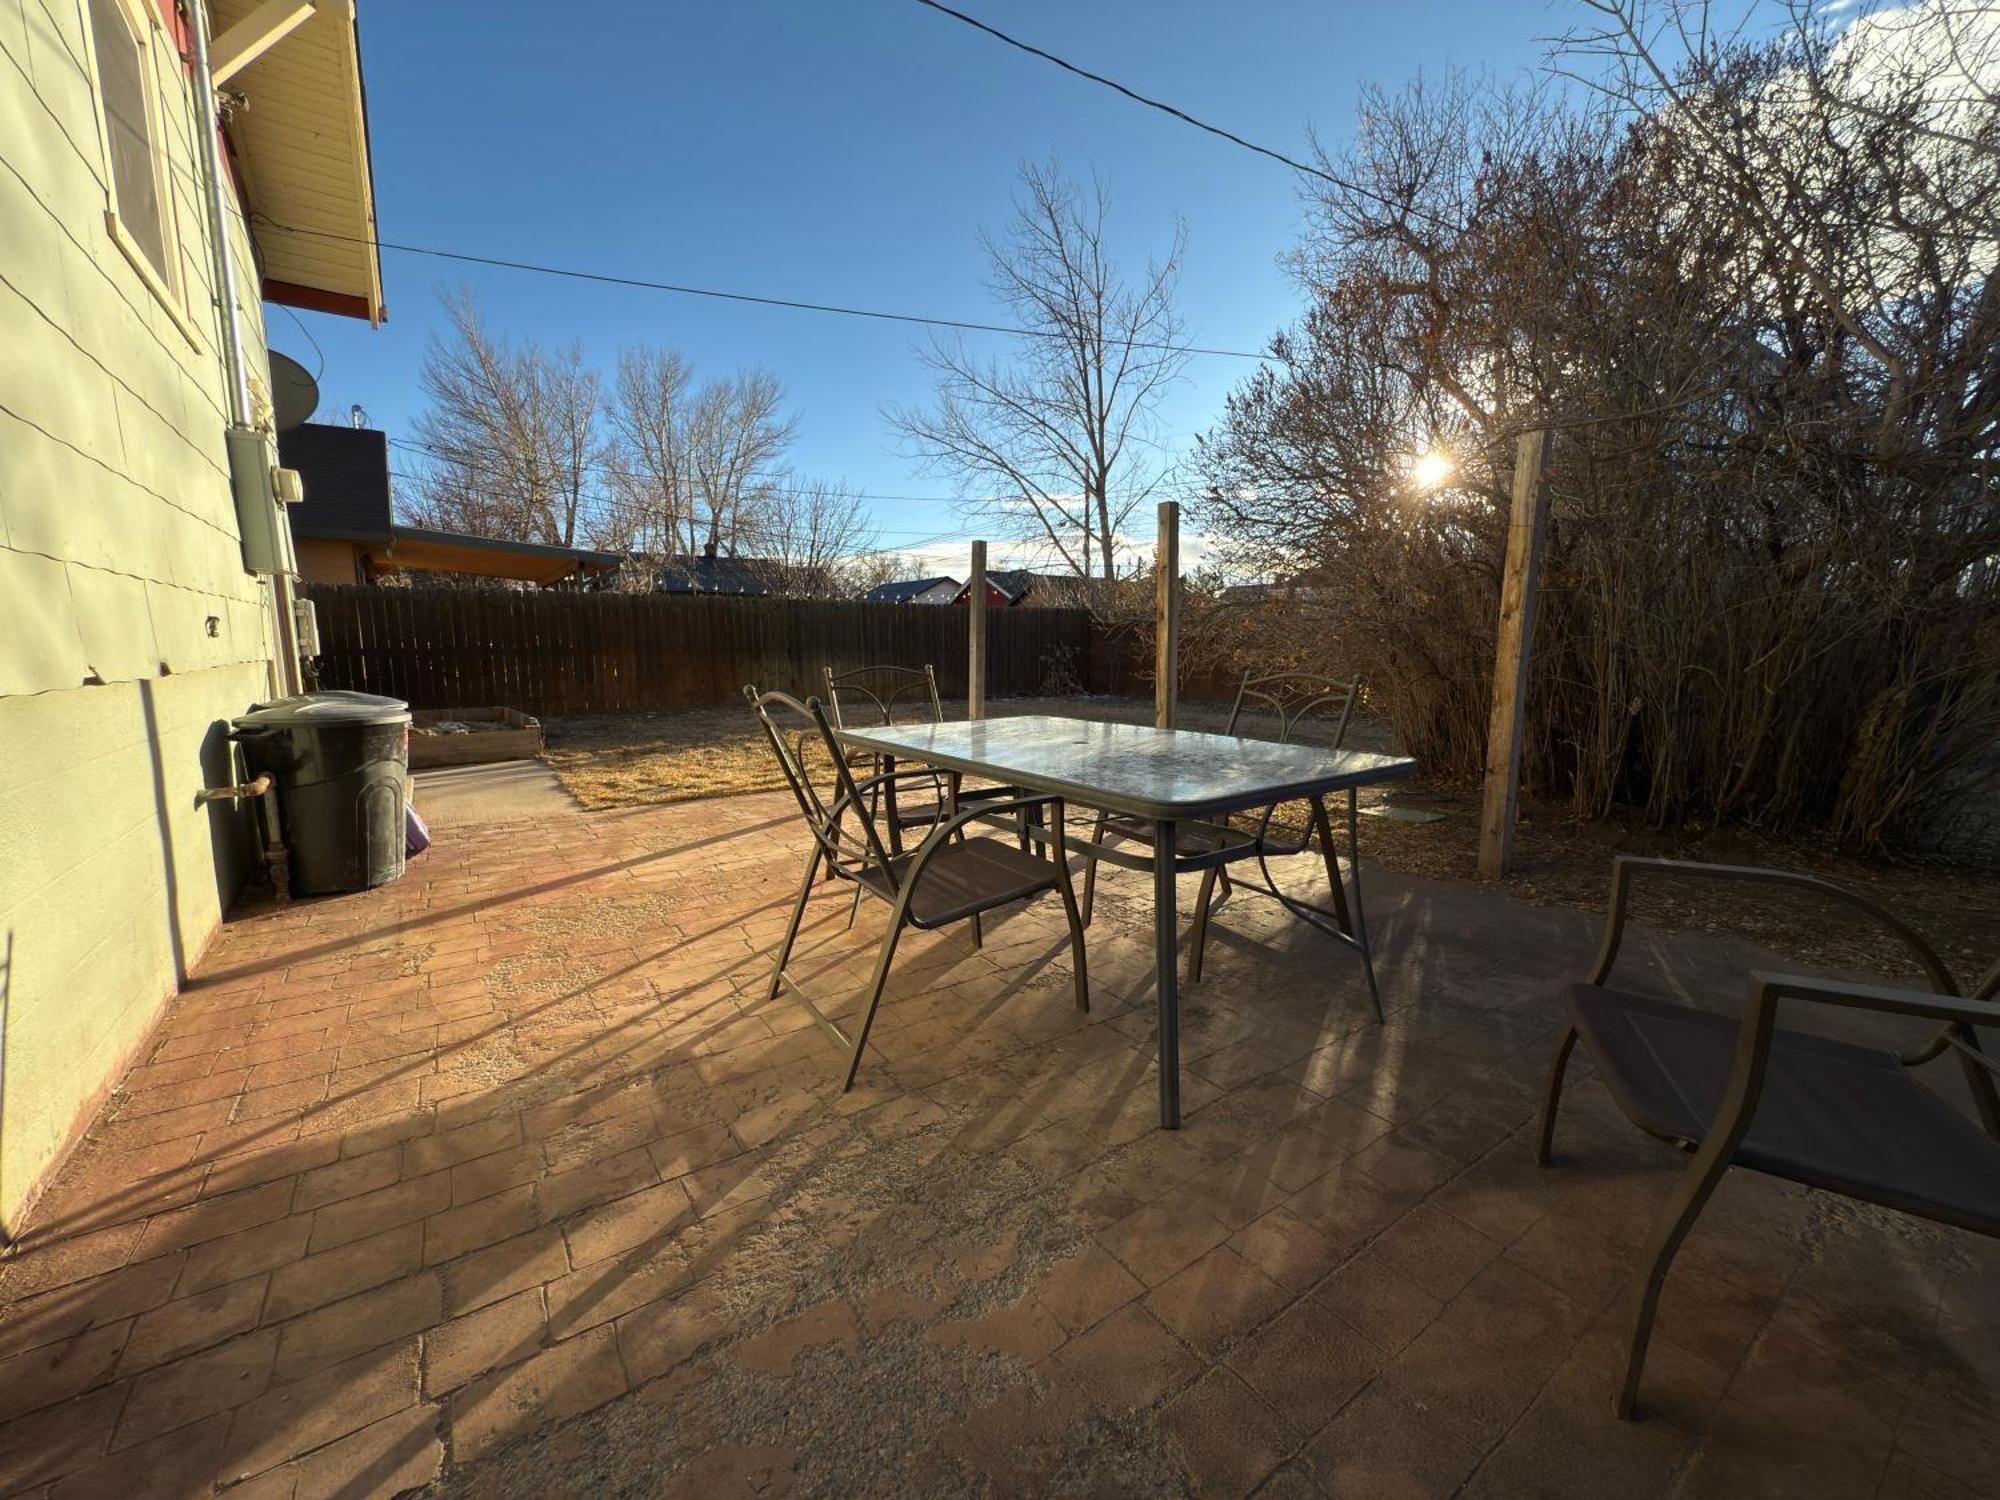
[273,302,326,381]
[383,469,995,541]
[252,216,1274,362]
[909,0,1464,234]
[384,437,977,507]
[265,17,1316,559]
[383,434,1190,514]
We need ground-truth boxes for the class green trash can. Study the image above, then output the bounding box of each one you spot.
[233,691,412,896]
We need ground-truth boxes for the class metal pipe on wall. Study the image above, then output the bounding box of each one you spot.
[186,0,305,696]
[185,0,253,429]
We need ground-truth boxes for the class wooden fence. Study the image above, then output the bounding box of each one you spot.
[302,584,1097,714]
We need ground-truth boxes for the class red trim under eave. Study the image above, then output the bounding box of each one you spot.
[263,278,380,323]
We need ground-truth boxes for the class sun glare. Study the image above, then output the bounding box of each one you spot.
[1410,449,1454,491]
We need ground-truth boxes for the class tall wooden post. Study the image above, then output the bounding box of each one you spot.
[1155,501,1180,729]
[1478,430,1554,880]
[967,539,988,720]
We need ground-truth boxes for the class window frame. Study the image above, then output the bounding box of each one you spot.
[81,0,203,350]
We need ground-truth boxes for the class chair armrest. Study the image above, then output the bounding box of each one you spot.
[1587,856,1957,996]
[823,768,952,859]
[1736,971,2000,1138]
[1691,969,1960,1166]
[849,767,949,799]
[917,792,1064,850]
[1749,971,1997,1028]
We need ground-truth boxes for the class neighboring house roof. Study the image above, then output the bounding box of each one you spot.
[863,576,960,604]
[950,570,1100,608]
[217,0,385,322]
[280,423,392,542]
[652,551,786,596]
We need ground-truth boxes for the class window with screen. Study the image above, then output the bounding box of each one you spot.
[88,0,174,293]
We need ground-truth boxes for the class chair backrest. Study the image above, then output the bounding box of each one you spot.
[1224,670,1364,748]
[743,685,895,882]
[823,664,944,729]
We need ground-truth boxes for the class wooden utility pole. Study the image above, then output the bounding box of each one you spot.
[1478,430,1554,880]
[967,539,988,720]
[1155,501,1180,729]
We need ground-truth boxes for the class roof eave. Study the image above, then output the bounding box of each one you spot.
[226,0,386,325]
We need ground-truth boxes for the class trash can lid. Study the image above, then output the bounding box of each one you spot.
[235,690,411,728]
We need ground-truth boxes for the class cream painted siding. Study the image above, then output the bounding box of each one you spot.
[0,0,280,1228]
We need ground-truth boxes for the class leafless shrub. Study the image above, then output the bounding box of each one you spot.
[1192,4,1999,851]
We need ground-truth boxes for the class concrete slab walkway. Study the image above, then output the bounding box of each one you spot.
[411,760,580,831]
[0,790,1990,1497]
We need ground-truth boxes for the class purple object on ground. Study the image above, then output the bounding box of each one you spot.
[405,802,431,857]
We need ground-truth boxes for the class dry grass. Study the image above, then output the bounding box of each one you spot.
[540,697,1391,812]
[540,697,1997,985]
[541,706,781,809]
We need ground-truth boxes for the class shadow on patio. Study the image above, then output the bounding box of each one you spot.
[0,791,1992,1498]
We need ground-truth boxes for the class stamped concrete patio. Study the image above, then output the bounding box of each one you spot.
[0,790,1992,1498]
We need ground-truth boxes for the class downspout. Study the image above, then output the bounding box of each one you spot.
[185,0,305,696]
[186,0,252,429]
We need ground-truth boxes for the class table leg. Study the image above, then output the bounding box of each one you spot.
[883,753,904,856]
[1309,794,1354,935]
[1154,819,1181,1128]
[1346,788,1384,1021]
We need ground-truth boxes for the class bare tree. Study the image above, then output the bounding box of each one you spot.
[603,346,694,555]
[686,370,796,555]
[749,477,879,597]
[605,357,797,557]
[888,159,1189,583]
[406,291,605,547]
[845,550,918,598]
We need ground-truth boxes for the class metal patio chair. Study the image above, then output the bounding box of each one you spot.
[1079,669,1378,1013]
[823,663,1031,927]
[823,664,1026,843]
[823,663,951,792]
[1537,855,2000,1419]
[745,685,1088,1090]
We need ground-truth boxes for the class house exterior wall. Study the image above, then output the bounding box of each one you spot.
[295,537,362,587]
[0,0,283,1230]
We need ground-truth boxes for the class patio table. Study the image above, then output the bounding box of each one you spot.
[831,715,1418,1127]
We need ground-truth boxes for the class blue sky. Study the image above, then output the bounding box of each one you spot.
[286,1,1576,574]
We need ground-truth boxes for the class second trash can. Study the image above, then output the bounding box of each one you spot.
[233,691,412,896]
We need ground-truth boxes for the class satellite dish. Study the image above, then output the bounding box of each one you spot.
[269,350,319,431]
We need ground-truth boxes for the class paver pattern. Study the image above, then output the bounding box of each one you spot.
[0,791,1992,1497]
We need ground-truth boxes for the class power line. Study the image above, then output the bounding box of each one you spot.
[384,467,1160,552]
[374,482,1024,568]
[254,215,1273,361]
[382,440,1175,559]
[911,0,1462,234]
[382,470,984,539]
[273,302,326,381]
[384,435,1186,519]
[384,437,975,507]
[382,457,1097,549]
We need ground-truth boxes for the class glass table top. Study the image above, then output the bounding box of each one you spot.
[834,715,1417,820]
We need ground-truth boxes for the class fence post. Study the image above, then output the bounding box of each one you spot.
[1478,430,1554,881]
[968,540,987,720]
[1155,501,1179,729]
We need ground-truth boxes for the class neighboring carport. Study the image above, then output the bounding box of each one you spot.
[362,527,623,587]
